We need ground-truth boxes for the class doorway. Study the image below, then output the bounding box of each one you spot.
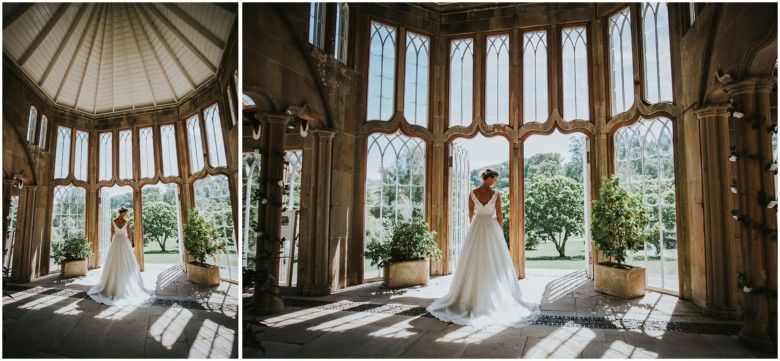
[141,183,184,270]
[523,130,591,276]
[98,185,134,268]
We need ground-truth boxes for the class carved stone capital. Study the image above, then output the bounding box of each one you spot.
[693,104,730,120]
[724,78,761,96]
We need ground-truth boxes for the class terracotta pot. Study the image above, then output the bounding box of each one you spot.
[383,258,429,289]
[594,262,646,299]
[186,262,220,287]
[61,259,88,278]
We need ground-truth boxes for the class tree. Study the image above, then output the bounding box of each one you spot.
[142,201,177,252]
[524,176,584,257]
[470,161,510,189]
[524,153,564,182]
[565,137,584,183]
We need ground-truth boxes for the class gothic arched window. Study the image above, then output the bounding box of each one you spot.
[139,127,155,179]
[367,21,397,121]
[194,174,236,281]
[99,132,113,181]
[609,7,635,116]
[562,26,590,121]
[119,130,133,180]
[486,34,510,124]
[404,31,430,127]
[642,2,674,104]
[26,106,37,143]
[523,31,548,123]
[38,115,48,149]
[450,38,474,127]
[187,115,206,173]
[308,2,326,49]
[73,130,89,182]
[53,126,71,179]
[50,185,87,271]
[204,103,227,168]
[334,3,349,63]
[160,125,179,177]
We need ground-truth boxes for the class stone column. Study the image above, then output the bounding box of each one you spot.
[14,186,38,282]
[694,104,742,320]
[301,130,334,296]
[725,78,776,352]
[254,113,291,314]
[510,141,524,278]
[429,140,447,276]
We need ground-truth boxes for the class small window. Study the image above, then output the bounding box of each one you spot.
[367,21,397,121]
[160,125,179,177]
[485,34,510,124]
[27,106,37,143]
[73,130,89,182]
[334,3,349,63]
[523,31,549,123]
[642,2,674,104]
[562,27,590,121]
[139,127,155,179]
[99,132,113,181]
[187,115,205,173]
[449,38,474,127]
[119,130,133,180]
[308,3,326,49]
[53,126,71,179]
[204,103,227,168]
[609,7,635,116]
[404,31,430,127]
[38,116,48,149]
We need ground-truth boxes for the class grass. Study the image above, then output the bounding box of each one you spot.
[525,237,588,270]
[143,239,181,265]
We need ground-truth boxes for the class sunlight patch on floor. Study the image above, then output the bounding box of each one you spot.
[19,294,66,310]
[525,327,597,358]
[188,319,235,358]
[52,298,87,316]
[150,307,193,348]
[95,305,135,320]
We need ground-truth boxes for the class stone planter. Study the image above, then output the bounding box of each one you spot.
[61,259,88,278]
[594,262,646,299]
[383,258,429,289]
[186,262,220,287]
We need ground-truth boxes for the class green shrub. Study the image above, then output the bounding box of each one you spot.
[591,176,656,266]
[183,210,224,266]
[51,235,94,264]
[364,218,441,268]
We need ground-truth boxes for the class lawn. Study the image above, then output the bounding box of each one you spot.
[143,239,182,264]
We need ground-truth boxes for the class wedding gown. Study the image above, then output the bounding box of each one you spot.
[88,219,154,306]
[427,190,540,328]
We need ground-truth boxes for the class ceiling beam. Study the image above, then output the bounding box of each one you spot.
[142,3,217,74]
[119,3,137,110]
[162,3,225,50]
[126,4,157,106]
[73,4,105,110]
[56,3,100,103]
[212,3,237,14]
[18,3,71,66]
[3,3,33,30]
[92,4,110,114]
[128,4,178,102]
[40,3,91,88]
[135,4,197,90]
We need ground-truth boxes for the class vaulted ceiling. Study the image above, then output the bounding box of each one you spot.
[3,3,236,115]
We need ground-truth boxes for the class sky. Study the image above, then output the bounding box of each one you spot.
[456,130,583,169]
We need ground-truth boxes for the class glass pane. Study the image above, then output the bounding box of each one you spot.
[523,31,549,123]
[485,34,510,124]
[27,106,37,143]
[279,151,303,287]
[334,3,349,63]
[50,185,87,271]
[242,152,261,268]
[54,126,71,179]
[160,125,179,177]
[562,27,590,121]
[187,115,205,173]
[139,127,155,179]
[99,133,113,181]
[614,117,678,292]
[99,185,134,267]
[73,130,89,182]
[141,183,182,265]
[194,175,237,282]
[609,8,635,115]
[242,94,255,108]
[204,103,227,168]
[119,130,133,179]
[404,32,430,127]
[365,133,426,279]
[38,116,48,149]
[308,3,326,49]
[4,196,20,274]
[642,2,674,103]
[449,38,474,127]
[367,21,397,121]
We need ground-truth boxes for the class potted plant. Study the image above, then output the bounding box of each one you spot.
[364,218,442,289]
[591,176,656,299]
[183,210,225,286]
[51,235,94,278]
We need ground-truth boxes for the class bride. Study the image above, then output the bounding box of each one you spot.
[427,168,540,328]
[88,207,154,306]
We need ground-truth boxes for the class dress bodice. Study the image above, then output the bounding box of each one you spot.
[113,219,129,237]
[471,190,498,217]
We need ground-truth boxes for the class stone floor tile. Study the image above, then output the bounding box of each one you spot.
[283,324,386,358]
[523,336,583,358]
[54,308,115,357]
[582,340,636,358]
[460,333,527,358]
[399,328,469,358]
[145,339,190,358]
[254,321,329,345]
[700,334,760,358]
[243,341,301,358]
[344,327,427,358]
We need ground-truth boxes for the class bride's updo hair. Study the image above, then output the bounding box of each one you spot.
[480,168,499,180]
[118,207,128,214]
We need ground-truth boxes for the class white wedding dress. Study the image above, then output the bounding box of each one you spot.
[427,190,540,329]
[88,219,154,306]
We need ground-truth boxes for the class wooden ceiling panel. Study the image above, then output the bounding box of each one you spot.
[3,3,236,115]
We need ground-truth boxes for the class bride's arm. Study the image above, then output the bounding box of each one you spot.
[495,195,503,228]
[468,195,475,222]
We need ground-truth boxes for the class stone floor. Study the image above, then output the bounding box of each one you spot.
[244,269,776,358]
[2,263,239,358]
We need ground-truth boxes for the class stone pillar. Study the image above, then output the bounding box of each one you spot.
[725,78,776,352]
[133,187,144,271]
[13,186,38,282]
[510,141,524,278]
[300,130,334,296]
[429,140,447,276]
[254,113,291,314]
[693,104,742,320]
